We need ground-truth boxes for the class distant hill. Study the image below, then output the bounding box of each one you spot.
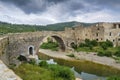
[0,21,95,34]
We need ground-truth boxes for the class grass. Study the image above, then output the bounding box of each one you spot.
[66,54,75,58]
[13,63,53,80]
[40,41,59,51]
[13,62,75,80]
[107,76,120,80]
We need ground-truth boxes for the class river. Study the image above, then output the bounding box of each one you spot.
[38,49,120,80]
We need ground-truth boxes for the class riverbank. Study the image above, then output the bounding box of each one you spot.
[74,52,120,70]
[39,49,120,70]
[38,49,120,79]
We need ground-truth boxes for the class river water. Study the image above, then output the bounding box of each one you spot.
[38,52,120,80]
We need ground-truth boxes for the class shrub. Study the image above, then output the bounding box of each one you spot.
[79,39,98,48]
[106,40,113,47]
[79,43,86,47]
[90,40,98,46]
[39,61,48,67]
[71,42,77,49]
[97,51,105,57]
[29,59,36,65]
[114,50,120,57]
[97,51,112,57]
[99,40,113,49]
[104,51,112,57]
[89,45,93,50]
[48,65,75,80]
[100,42,108,50]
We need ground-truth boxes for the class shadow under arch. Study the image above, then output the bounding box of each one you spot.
[17,55,27,62]
[51,35,65,51]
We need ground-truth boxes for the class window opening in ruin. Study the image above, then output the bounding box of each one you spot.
[29,47,33,55]
[119,24,120,28]
[113,39,115,42]
[109,32,112,36]
[97,28,99,30]
[113,24,116,29]
[96,33,98,37]
[118,38,120,41]
[96,39,98,41]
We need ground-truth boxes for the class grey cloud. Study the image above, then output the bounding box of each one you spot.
[0,0,120,25]
[0,0,67,14]
[1,0,119,14]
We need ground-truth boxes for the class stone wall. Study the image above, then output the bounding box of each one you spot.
[0,36,9,65]
[65,22,120,47]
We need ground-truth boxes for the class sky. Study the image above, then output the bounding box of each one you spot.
[0,0,120,25]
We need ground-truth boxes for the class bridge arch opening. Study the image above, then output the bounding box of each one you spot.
[17,55,27,62]
[28,46,34,55]
[51,36,65,51]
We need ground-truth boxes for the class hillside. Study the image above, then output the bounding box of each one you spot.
[0,21,95,34]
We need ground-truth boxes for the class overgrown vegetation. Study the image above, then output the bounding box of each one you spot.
[13,61,75,80]
[66,54,75,58]
[71,39,120,58]
[40,37,59,51]
[107,76,120,80]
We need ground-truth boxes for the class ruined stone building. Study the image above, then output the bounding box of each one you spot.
[65,22,120,47]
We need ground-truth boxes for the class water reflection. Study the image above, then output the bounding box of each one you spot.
[80,72,106,80]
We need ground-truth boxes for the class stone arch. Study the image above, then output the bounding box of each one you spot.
[28,45,34,55]
[51,35,65,51]
[40,35,66,51]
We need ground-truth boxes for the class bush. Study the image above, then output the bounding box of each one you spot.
[106,40,113,47]
[104,51,112,57]
[90,40,98,46]
[79,43,86,47]
[29,59,36,65]
[48,65,75,80]
[89,45,93,50]
[71,42,77,49]
[97,51,105,57]
[114,50,120,57]
[39,61,48,67]
[99,40,113,49]
[97,51,112,57]
[100,42,108,50]
[79,39,98,48]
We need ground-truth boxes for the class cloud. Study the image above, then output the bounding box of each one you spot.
[0,0,67,14]
[0,0,119,25]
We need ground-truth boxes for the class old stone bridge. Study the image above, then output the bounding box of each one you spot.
[0,31,75,65]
